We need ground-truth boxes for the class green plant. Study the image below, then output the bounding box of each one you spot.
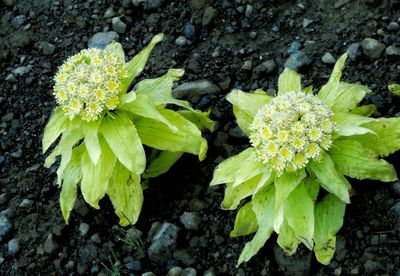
[210,53,400,266]
[43,33,214,226]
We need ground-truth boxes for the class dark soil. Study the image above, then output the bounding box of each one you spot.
[1,0,400,275]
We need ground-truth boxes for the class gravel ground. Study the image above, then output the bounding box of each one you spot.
[1,0,400,275]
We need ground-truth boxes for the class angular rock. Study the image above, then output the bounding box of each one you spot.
[38,41,56,55]
[202,6,217,27]
[273,245,311,276]
[386,45,400,56]
[0,215,12,242]
[182,267,197,276]
[172,80,220,101]
[112,17,127,34]
[284,51,311,71]
[88,31,119,49]
[148,222,179,263]
[348,42,361,61]
[8,238,20,255]
[288,41,301,54]
[44,233,57,254]
[12,65,32,76]
[360,38,386,59]
[180,212,201,231]
[322,52,336,64]
[19,198,33,208]
[252,59,276,79]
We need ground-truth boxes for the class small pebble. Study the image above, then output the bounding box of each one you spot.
[8,238,20,255]
[175,36,187,46]
[322,52,336,64]
[19,199,33,208]
[112,17,127,34]
[79,223,89,237]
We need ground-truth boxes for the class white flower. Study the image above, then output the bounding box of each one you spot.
[249,91,335,175]
[53,48,126,122]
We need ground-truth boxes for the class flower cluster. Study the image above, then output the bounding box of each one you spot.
[249,91,335,174]
[53,48,126,122]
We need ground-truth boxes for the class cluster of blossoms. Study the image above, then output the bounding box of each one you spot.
[53,48,126,122]
[249,91,335,175]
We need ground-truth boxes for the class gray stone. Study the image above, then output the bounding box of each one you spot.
[303,18,313,28]
[175,36,187,46]
[173,80,220,101]
[11,15,26,28]
[392,181,400,195]
[90,233,101,244]
[284,51,311,71]
[12,65,32,76]
[252,59,276,79]
[19,198,33,208]
[167,266,183,276]
[360,38,386,59]
[173,249,195,266]
[288,41,301,54]
[322,52,336,64]
[183,24,196,40]
[386,45,400,56]
[65,260,75,271]
[104,7,115,18]
[202,6,217,27]
[112,17,127,34]
[241,60,252,71]
[8,238,20,255]
[364,260,382,273]
[38,41,56,55]
[180,212,201,231]
[0,216,12,242]
[148,222,179,263]
[88,31,119,49]
[387,21,400,31]
[44,233,57,254]
[79,223,89,237]
[182,267,197,276]
[273,245,311,276]
[5,74,17,83]
[0,193,7,205]
[348,43,361,61]
[142,273,156,276]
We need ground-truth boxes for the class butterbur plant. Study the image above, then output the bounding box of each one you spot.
[210,53,400,265]
[43,33,213,226]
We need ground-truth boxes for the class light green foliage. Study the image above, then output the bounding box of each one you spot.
[389,83,400,96]
[211,52,400,266]
[43,33,213,225]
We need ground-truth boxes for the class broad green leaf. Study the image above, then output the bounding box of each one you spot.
[42,108,68,153]
[349,104,377,117]
[177,109,215,132]
[278,67,302,95]
[332,112,376,137]
[304,85,313,94]
[238,186,275,266]
[107,162,143,226]
[60,145,84,224]
[143,150,183,178]
[314,194,346,265]
[330,139,397,182]
[308,152,350,203]
[226,89,272,134]
[230,202,258,237]
[80,138,116,208]
[82,120,102,165]
[330,82,371,113]
[352,117,400,157]
[304,177,320,202]
[134,68,184,102]
[284,183,314,250]
[123,33,164,89]
[121,94,176,131]
[100,111,146,174]
[277,218,299,255]
[210,148,266,186]
[104,41,125,62]
[222,174,262,210]
[120,92,137,105]
[135,109,208,160]
[274,169,306,232]
[389,83,400,96]
[317,53,348,105]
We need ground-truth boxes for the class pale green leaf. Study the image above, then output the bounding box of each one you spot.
[135,109,207,160]
[278,67,302,95]
[143,151,183,178]
[120,92,137,105]
[349,104,377,116]
[222,174,262,210]
[80,138,116,208]
[314,194,346,265]
[238,186,275,266]
[42,108,68,153]
[330,139,397,182]
[308,152,350,203]
[123,33,164,89]
[210,148,266,186]
[304,177,320,202]
[284,183,314,250]
[107,162,143,226]
[134,68,185,102]
[274,169,306,232]
[352,117,400,157]
[121,94,177,131]
[82,120,102,165]
[332,112,376,137]
[60,145,84,224]
[100,111,146,174]
[277,218,299,256]
[104,41,125,62]
[389,83,400,96]
[304,85,313,94]
[330,82,371,113]
[177,109,215,132]
[317,53,348,105]
[226,89,272,134]
[230,202,258,237]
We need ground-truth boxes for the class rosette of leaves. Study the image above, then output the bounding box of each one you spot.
[210,53,400,265]
[43,33,214,226]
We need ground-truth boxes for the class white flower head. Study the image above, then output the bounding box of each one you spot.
[53,48,126,121]
[249,91,335,175]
